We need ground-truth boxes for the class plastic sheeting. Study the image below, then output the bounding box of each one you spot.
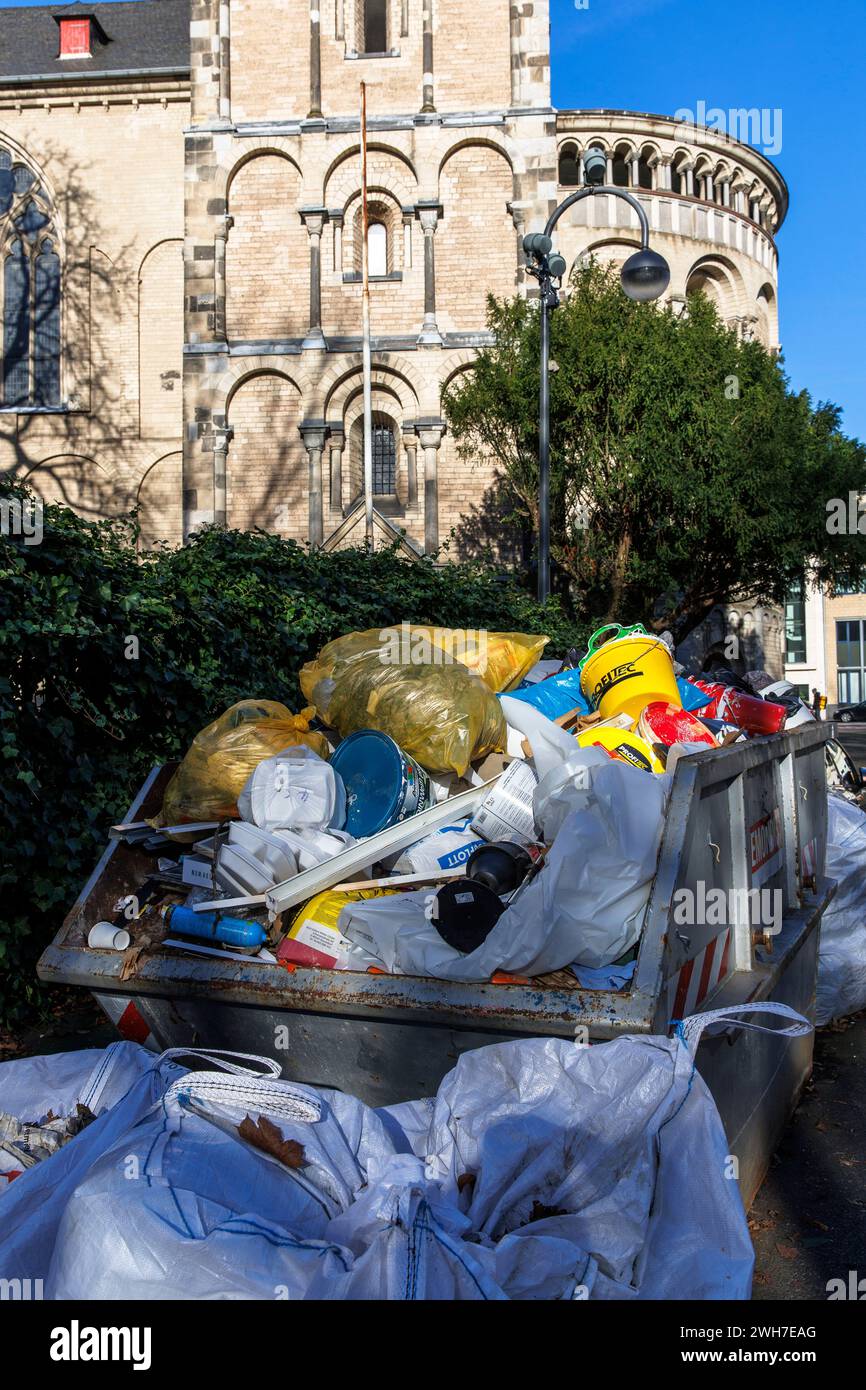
[0,1010,804,1300]
[339,747,668,978]
[816,794,866,1026]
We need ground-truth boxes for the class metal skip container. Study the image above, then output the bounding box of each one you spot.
[38,722,832,1206]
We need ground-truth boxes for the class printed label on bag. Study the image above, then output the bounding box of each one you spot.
[471,760,538,844]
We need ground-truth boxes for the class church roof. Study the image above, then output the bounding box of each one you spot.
[0,0,190,83]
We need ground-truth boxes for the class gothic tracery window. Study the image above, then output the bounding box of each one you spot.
[0,147,61,409]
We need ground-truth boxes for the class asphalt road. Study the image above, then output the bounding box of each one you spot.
[751,1010,866,1300]
[834,722,866,771]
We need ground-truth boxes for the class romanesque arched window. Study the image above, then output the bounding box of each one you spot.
[350,196,398,277]
[367,221,388,277]
[558,142,581,187]
[349,409,398,499]
[0,148,60,409]
[612,147,630,187]
[371,412,396,494]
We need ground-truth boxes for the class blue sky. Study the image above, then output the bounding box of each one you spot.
[5,0,864,440]
[551,0,866,442]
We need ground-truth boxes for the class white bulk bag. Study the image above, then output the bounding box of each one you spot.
[816,794,866,1025]
[0,1005,809,1300]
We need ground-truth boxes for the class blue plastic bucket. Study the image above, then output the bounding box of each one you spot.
[329,730,433,838]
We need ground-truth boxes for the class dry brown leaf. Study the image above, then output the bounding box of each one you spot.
[238,1113,305,1169]
[775,1243,800,1261]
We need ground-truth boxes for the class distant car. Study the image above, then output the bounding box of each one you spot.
[836,701,866,723]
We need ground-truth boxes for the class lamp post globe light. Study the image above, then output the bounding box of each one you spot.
[523,153,671,603]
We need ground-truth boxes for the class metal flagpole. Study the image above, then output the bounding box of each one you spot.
[360,81,374,552]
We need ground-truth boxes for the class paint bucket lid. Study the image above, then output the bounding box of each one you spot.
[330,729,415,838]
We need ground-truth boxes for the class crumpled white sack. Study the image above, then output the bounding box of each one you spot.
[816,794,866,1025]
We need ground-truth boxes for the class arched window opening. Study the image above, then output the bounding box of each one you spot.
[361,0,388,54]
[371,412,397,494]
[637,155,653,190]
[0,148,61,409]
[612,151,630,187]
[670,161,684,195]
[558,143,581,187]
[367,221,388,277]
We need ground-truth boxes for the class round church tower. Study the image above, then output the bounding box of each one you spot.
[553,110,787,350]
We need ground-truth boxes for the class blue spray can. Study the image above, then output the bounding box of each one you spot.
[162,904,268,949]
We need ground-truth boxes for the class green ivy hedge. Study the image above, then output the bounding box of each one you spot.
[0,484,585,1026]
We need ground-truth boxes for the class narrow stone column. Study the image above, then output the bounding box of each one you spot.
[421,1,435,112]
[686,166,695,197]
[418,423,445,553]
[213,213,232,341]
[402,210,413,269]
[300,424,327,544]
[331,212,344,272]
[219,0,232,123]
[417,204,442,344]
[300,209,327,348]
[510,203,526,289]
[212,426,232,527]
[328,429,345,512]
[309,0,323,118]
[404,432,419,510]
[630,154,640,187]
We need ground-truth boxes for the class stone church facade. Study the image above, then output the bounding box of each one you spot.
[0,0,787,641]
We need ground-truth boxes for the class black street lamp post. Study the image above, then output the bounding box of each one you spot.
[524,150,671,603]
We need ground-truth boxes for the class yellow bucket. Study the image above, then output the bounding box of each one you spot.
[580,624,681,722]
[575,725,666,775]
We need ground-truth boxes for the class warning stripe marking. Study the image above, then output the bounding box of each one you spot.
[670,926,733,1021]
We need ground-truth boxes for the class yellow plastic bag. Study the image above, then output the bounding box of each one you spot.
[159,700,331,825]
[300,627,548,700]
[300,642,506,776]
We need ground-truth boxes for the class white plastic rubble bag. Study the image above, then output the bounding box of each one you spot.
[238,745,346,833]
[0,1042,186,1276]
[0,1005,809,1300]
[816,794,866,1025]
[390,819,485,876]
[416,1003,808,1300]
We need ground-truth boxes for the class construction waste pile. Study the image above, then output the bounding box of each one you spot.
[3,619,864,1301]
[90,620,837,989]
